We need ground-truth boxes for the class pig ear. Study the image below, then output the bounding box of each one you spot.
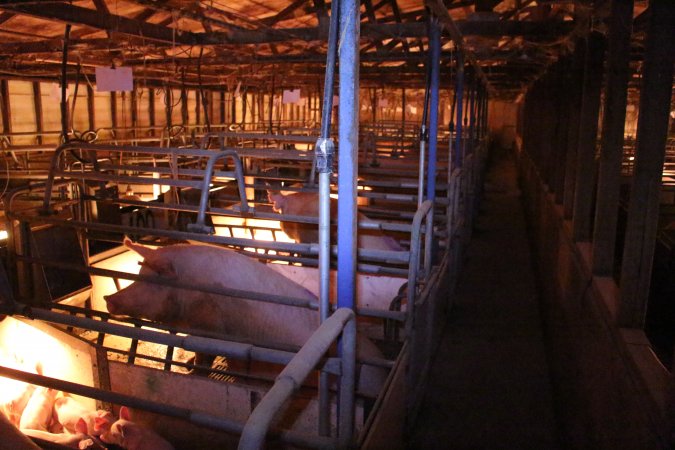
[124,238,155,260]
[139,259,176,278]
[267,191,286,212]
[125,239,176,278]
[94,415,111,432]
[75,417,88,434]
[119,406,131,421]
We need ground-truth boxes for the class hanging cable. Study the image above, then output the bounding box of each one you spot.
[60,24,72,143]
[197,47,211,133]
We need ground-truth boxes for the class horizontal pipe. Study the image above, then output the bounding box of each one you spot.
[0,365,336,449]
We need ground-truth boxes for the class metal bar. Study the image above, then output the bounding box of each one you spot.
[591,0,634,275]
[191,150,250,233]
[316,0,339,436]
[453,52,464,168]
[572,31,606,242]
[238,308,354,450]
[425,18,441,269]
[618,0,675,327]
[337,0,359,311]
[60,24,71,142]
[0,364,336,449]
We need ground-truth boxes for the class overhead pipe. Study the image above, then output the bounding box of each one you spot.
[314,0,340,435]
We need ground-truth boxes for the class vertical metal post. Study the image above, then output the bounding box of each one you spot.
[591,0,634,275]
[562,39,586,219]
[425,18,441,270]
[454,52,464,168]
[619,0,675,327]
[337,0,359,312]
[572,32,606,242]
[315,0,339,436]
[337,0,358,440]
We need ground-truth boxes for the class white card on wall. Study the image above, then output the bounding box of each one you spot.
[95,67,133,92]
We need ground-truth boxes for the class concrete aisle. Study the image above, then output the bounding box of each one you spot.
[407,149,561,449]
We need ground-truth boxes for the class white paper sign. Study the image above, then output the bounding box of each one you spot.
[95,67,133,92]
[282,89,301,104]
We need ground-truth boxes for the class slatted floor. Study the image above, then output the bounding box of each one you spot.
[407,148,562,449]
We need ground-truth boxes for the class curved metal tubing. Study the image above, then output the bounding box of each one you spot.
[238,308,356,450]
[190,150,249,233]
[405,200,434,341]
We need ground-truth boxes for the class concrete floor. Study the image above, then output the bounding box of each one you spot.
[407,149,562,449]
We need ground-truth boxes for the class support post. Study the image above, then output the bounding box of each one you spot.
[619,0,675,327]
[562,38,586,219]
[592,0,635,275]
[454,51,464,168]
[572,32,606,241]
[337,0,359,312]
[426,17,441,267]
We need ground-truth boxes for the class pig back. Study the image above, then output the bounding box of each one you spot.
[139,244,320,348]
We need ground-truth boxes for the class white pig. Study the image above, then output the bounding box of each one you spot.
[104,239,387,397]
[0,361,41,426]
[100,406,173,450]
[22,418,104,449]
[267,191,403,251]
[19,387,56,431]
[54,394,114,436]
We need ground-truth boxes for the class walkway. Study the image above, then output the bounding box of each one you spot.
[408,149,561,449]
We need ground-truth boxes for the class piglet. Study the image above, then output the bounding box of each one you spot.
[19,386,56,431]
[0,361,41,426]
[268,190,403,251]
[23,418,105,449]
[54,394,114,436]
[100,406,174,450]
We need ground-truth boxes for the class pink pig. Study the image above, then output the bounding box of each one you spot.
[267,191,403,251]
[19,387,57,431]
[104,240,387,398]
[54,394,114,436]
[23,418,105,449]
[100,406,173,450]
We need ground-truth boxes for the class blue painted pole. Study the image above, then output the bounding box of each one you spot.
[337,0,359,312]
[426,19,441,203]
[454,51,465,168]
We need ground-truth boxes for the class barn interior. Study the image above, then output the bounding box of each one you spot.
[0,0,672,449]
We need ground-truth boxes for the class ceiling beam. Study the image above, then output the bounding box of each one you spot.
[0,2,576,46]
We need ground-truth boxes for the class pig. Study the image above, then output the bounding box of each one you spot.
[267,190,403,251]
[100,406,173,450]
[104,239,387,398]
[22,419,105,449]
[54,394,114,436]
[0,361,41,426]
[19,387,56,431]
